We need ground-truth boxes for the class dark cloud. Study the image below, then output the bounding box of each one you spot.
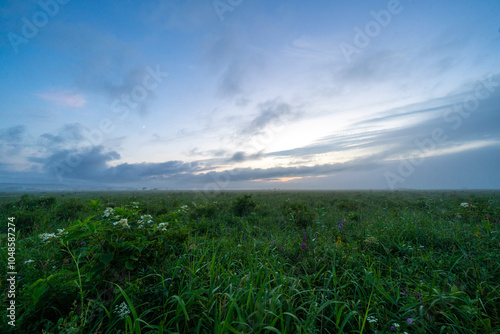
[228,151,263,162]
[241,98,294,136]
[40,133,65,144]
[0,125,28,156]
[0,125,26,143]
[217,60,246,98]
[104,160,203,182]
[44,146,121,180]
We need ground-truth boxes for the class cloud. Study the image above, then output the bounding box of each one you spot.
[240,98,294,136]
[104,160,203,182]
[46,22,156,116]
[0,125,26,143]
[36,90,86,107]
[216,60,246,98]
[335,50,408,85]
[202,33,266,100]
[0,125,28,159]
[228,151,263,162]
[44,145,121,180]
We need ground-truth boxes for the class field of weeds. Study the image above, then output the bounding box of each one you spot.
[1,190,499,333]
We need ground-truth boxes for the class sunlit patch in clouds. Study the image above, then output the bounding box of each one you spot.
[252,176,303,183]
[36,90,86,108]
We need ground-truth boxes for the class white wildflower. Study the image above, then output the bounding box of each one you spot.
[56,228,68,236]
[113,219,129,228]
[141,215,153,224]
[103,207,115,217]
[393,323,400,328]
[180,205,188,212]
[157,222,168,231]
[460,202,469,208]
[114,302,131,319]
[39,233,58,243]
[367,316,378,323]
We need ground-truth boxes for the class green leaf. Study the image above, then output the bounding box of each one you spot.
[63,229,88,243]
[87,222,97,234]
[125,260,135,270]
[100,252,114,265]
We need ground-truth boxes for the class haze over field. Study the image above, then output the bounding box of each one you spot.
[1,0,500,190]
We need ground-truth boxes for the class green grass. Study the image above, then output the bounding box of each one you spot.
[0,190,499,333]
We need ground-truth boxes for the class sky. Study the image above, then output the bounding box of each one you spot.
[0,0,499,190]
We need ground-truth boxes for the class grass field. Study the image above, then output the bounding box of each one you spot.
[1,190,499,333]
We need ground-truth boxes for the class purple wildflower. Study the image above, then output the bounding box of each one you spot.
[390,326,396,331]
[337,220,344,230]
[407,318,413,324]
[303,231,307,241]
[402,287,408,296]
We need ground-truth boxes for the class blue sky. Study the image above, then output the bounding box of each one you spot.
[1,0,499,190]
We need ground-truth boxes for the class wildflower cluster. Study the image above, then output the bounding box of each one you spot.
[39,233,58,243]
[137,214,153,229]
[103,207,115,218]
[301,231,310,250]
[113,219,130,228]
[38,228,69,244]
[114,302,131,319]
[157,222,168,231]
[337,220,345,230]
[57,228,68,236]
[298,231,311,260]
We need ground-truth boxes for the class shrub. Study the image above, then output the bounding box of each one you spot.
[232,195,256,216]
[282,201,317,228]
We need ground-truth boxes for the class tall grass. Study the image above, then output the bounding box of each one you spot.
[0,190,499,333]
